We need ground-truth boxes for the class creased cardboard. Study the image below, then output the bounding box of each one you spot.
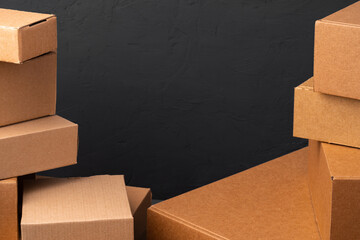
[148,147,320,240]
[21,175,134,240]
[309,140,360,240]
[0,115,78,180]
[293,78,360,148]
[0,8,57,63]
[127,186,152,240]
[0,178,18,240]
[314,2,360,100]
[0,52,56,127]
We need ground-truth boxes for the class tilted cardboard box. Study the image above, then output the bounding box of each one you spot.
[0,8,57,63]
[314,2,360,100]
[148,147,320,240]
[0,52,56,127]
[309,140,360,240]
[127,186,152,240]
[294,78,360,148]
[0,115,78,180]
[21,175,134,240]
[0,178,18,240]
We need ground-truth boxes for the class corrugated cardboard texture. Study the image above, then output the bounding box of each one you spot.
[314,2,360,100]
[22,175,134,240]
[0,178,18,240]
[294,78,360,148]
[0,115,78,180]
[0,52,56,127]
[148,147,320,240]
[0,8,57,63]
[309,141,360,240]
[127,186,152,240]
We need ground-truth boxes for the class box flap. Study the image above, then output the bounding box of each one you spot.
[22,175,133,225]
[321,2,360,27]
[0,8,53,29]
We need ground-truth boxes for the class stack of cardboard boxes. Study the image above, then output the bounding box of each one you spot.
[0,8,151,240]
[147,2,360,239]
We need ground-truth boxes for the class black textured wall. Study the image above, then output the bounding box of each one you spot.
[1,0,356,199]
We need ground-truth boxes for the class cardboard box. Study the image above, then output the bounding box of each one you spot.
[21,175,134,240]
[148,147,320,240]
[0,115,78,180]
[127,186,152,240]
[0,52,56,127]
[314,2,360,100]
[293,78,360,148]
[0,8,57,63]
[309,140,360,240]
[0,178,18,240]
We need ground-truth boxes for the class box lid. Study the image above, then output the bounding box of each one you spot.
[149,147,320,239]
[321,2,360,26]
[0,8,53,29]
[22,175,133,225]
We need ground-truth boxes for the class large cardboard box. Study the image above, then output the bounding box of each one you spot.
[21,175,134,240]
[0,115,78,180]
[293,78,360,148]
[314,2,360,100]
[309,140,360,240]
[0,178,18,240]
[148,147,320,240]
[0,52,56,127]
[0,8,57,63]
[127,186,152,240]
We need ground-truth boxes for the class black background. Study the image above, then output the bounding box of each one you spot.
[2,0,356,200]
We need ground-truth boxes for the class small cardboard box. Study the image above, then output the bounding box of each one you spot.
[148,147,320,240]
[314,2,360,100]
[0,115,78,180]
[0,52,56,127]
[0,178,18,240]
[293,78,360,148]
[309,140,360,240]
[127,186,152,240]
[0,8,57,63]
[21,175,134,240]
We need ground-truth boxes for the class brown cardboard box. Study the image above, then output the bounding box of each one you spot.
[148,147,320,240]
[0,178,18,240]
[127,186,152,240]
[309,140,360,240]
[0,52,56,127]
[314,2,360,100]
[21,175,134,240]
[0,115,78,180]
[0,8,57,63]
[293,78,360,148]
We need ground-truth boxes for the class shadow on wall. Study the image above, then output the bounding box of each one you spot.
[1,0,357,200]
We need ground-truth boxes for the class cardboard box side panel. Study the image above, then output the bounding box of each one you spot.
[0,28,19,63]
[293,81,360,148]
[147,208,221,240]
[308,141,332,240]
[19,17,57,62]
[331,180,360,240]
[314,21,360,99]
[0,125,77,179]
[0,178,18,240]
[21,219,134,240]
[132,190,151,240]
[0,53,56,127]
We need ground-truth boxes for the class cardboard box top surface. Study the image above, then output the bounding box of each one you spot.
[150,147,320,239]
[0,116,75,140]
[22,175,133,224]
[321,143,360,179]
[0,8,54,29]
[321,1,360,26]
